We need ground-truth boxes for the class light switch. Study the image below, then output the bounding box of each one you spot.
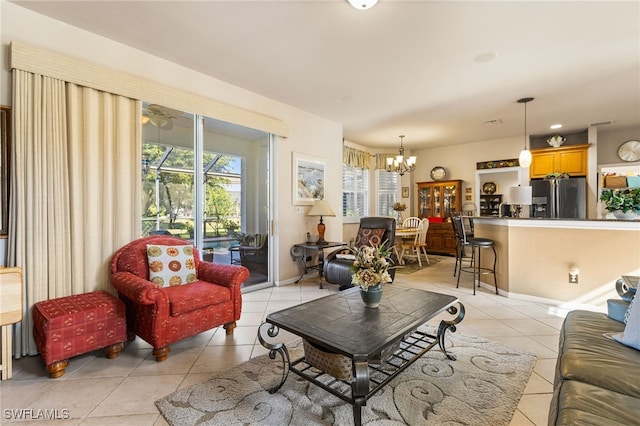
[296,206,305,215]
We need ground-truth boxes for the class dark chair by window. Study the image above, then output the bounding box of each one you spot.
[239,233,268,276]
[324,217,397,290]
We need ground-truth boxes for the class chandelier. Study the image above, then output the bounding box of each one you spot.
[386,135,416,176]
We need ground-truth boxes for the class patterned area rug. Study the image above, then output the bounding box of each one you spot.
[156,326,536,425]
[394,254,447,274]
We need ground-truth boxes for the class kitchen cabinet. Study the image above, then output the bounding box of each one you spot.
[479,194,503,216]
[417,179,462,256]
[530,144,589,179]
[417,179,462,220]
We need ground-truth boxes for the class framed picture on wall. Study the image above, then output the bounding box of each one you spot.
[292,152,326,205]
[402,186,409,198]
[0,106,9,235]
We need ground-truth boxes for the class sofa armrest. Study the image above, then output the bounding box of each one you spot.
[111,271,165,305]
[197,262,249,291]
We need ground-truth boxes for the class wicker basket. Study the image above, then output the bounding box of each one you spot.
[605,176,628,188]
[303,340,352,380]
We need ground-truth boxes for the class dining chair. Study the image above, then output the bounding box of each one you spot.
[401,217,421,228]
[400,218,430,267]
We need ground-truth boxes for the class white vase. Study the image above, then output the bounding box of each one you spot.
[612,210,637,220]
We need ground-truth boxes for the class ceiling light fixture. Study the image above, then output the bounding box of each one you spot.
[347,0,379,10]
[517,97,534,168]
[550,124,563,130]
[386,135,416,176]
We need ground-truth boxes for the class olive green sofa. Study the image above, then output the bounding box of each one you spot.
[549,281,639,425]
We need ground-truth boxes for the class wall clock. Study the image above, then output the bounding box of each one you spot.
[617,140,640,162]
[430,166,447,181]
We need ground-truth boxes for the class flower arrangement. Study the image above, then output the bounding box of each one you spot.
[600,188,640,213]
[393,202,407,212]
[350,243,394,291]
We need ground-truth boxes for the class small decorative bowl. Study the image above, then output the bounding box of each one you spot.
[547,135,566,147]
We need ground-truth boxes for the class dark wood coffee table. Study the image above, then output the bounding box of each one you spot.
[258,285,465,426]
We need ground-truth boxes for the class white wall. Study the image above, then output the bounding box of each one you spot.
[0,2,343,284]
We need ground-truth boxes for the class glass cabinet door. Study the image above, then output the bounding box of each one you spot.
[433,186,441,217]
[419,188,432,218]
[443,185,457,217]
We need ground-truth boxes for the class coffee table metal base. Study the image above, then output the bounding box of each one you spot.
[258,302,465,426]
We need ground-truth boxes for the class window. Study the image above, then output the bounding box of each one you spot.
[376,170,399,216]
[342,164,369,220]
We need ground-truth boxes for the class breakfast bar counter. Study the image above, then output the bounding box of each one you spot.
[471,217,640,305]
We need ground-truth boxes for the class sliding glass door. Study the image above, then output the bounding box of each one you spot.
[141,103,271,289]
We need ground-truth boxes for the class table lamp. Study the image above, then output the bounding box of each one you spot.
[307,199,336,245]
[509,185,532,218]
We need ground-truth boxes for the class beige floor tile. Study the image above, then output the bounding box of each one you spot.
[503,318,561,336]
[236,311,265,326]
[80,414,161,425]
[510,409,536,426]
[33,377,124,420]
[189,345,254,374]
[130,346,204,376]
[528,334,560,352]
[208,325,259,346]
[517,393,553,426]
[523,371,554,394]
[88,375,184,417]
[462,319,522,337]
[241,300,269,312]
[533,358,558,384]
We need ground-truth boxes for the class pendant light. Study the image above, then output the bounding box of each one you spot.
[386,135,416,176]
[517,97,534,168]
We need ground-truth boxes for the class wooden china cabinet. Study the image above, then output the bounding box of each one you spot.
[416,179,462,256]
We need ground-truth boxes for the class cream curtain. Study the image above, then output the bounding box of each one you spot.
[375,153,396,170]
[343,146,370,169]
[9,70,140,356]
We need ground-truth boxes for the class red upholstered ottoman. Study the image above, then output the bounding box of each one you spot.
[32,290,126,378]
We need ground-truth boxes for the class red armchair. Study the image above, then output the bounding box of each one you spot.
[110,235,249,362]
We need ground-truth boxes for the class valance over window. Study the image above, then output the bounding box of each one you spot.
[343,146,370,169]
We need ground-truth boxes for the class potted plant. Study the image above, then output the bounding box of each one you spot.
[350,243,394,308]
[600,188,640,219]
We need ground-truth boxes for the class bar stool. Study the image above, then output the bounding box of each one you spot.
[453,216,497,295]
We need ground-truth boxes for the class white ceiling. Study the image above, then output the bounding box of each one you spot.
[10,0,640,150]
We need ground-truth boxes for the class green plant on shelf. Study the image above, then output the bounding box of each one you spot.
[600,188,640,213]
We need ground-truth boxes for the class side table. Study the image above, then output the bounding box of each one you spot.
[291,241,345,288]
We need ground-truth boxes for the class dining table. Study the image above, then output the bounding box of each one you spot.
[393,226,417,265]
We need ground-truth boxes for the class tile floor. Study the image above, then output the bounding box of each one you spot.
[0,256,605,425]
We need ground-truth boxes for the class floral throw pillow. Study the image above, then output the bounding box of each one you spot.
[355,228,386,248]
[613,295,640,351]
[147,244,197,287]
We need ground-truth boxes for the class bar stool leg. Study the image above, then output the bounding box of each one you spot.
[492,245,498,294]
[474,246,479,296]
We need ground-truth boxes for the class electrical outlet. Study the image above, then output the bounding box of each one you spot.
[296,206,305,215]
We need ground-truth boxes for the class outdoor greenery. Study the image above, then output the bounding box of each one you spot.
[142,142,240,237]
[600,188,640,213]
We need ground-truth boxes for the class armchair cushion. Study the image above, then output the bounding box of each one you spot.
[147,244,197,287]
[166,281,231,316]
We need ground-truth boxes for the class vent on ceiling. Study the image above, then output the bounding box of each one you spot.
[589,120,614,126]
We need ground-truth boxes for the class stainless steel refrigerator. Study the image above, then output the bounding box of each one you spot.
[530,177,586,219]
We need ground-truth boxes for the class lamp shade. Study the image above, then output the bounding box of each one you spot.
[307,200,336,217]
[509,185,532,205]
[519,149,532,168]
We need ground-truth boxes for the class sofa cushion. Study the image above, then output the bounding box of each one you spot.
[558,310,640,398]
[147,244,197,287]
[552,380,640,426]
[165,281,231,316]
